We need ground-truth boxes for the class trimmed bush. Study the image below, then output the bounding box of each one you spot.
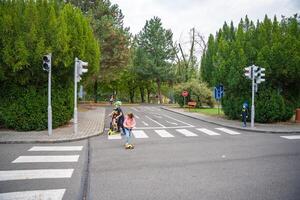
[0,85,73,131]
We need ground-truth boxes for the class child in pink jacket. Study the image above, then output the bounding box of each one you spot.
[123,113,136,146]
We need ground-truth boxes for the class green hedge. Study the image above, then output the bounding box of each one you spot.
[222,89,294,123]
[0,85,73,131]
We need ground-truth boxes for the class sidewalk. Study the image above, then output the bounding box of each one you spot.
[162,107,300,134]
[0,107,105,143]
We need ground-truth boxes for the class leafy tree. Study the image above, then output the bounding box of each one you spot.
[174,79,214,108]
[67,0,130,102]
[137,17,175,104]
[0,0,99,130]
[200,14,300,122]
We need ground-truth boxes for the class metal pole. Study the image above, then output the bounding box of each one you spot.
[74,57,78,134]
[218,99,220,115]
[48,53,52,136]
[251,65,255,128]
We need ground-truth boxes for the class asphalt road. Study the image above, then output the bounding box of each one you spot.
[0,140,88,200]
[88,106,300,200]
[0,105,299,200]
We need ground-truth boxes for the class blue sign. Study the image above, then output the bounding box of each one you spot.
[214,84,224,100]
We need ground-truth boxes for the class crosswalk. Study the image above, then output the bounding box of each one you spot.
[108,127,241,140]
[280,135,300,140]
[0,145,83,200]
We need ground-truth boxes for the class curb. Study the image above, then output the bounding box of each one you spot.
[0,131,104,144]
[0,115,106,144]
[161,107,300,134]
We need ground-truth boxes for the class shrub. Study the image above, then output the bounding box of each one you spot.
[0,85,73,131]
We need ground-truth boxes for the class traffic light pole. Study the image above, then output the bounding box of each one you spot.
[48,55,52,136]
[74,57,78,134]
[251,65,255,128]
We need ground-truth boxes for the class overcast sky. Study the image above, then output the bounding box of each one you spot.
[110,0,300,43]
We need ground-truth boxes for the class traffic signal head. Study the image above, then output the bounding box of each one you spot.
[76,60,88,82]
[256,67,266,84]
[42,54,51,71]
[244,66,252,79]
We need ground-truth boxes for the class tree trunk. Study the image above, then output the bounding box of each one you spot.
[146,87,151,103]
[156,79,162,104]
[129,88,135,103]
[93,79,98,103]
[140,86,145,103]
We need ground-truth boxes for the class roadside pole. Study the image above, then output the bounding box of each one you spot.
[43,53,52,136]
[48,55,52,136]
[251,65,255,128]
[74,57,78,134]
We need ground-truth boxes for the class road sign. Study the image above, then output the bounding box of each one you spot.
[214,85,224,100]
[182,91,188,97]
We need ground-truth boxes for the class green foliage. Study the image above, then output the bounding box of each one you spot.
[200,14,300,122]
[174,79,214,108]
[0,0,100,130]
[137,17,176,103]
[67,0,130,102]
[0,86,73,131]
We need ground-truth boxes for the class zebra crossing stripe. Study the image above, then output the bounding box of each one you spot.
[108,134,122,140]
[215,128,241,135]
[28,146,83,151]
[12,155,79,163]
[176,129,198,137]
[197,128,220,136]
[0,169,74,181]
[280,135,300,140]
[0,189,65,200]
[155,130,174,138]
[132,130,149,138]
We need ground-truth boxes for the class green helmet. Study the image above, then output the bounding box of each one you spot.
[114,101,122,107]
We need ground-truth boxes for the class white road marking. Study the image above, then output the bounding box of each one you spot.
[145,115,166,127]
[145,107,155,111]
[132,130,149,138]
[152,107,161,111]
[215,128,241,135]
[108,134,122,140]
[0,169,74,181]
[155,115,162,119]
[131,107,139,112]
[135,115,140,119]
[280,135,300,140]
[176,129,198,137]
[155,130,174,138]
[28,146,83,151]
[197,128,220,136]
[0,189,65,200]
[163,115,194,127]
[135,126,192,130]
[142,121,149,126]
[12,155,79,163]
[166,121,178,125]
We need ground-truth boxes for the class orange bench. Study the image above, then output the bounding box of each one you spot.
[187,102,197,108]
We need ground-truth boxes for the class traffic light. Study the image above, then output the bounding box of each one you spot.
[42,54,51,71]
[76,60,88,82]
[244,66,253,79]
[256,67,266,84]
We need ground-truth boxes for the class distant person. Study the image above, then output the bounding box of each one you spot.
[241,104,248,127]
[109,95,114,105]
[123,112,136,149]
[114,101,125,135]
